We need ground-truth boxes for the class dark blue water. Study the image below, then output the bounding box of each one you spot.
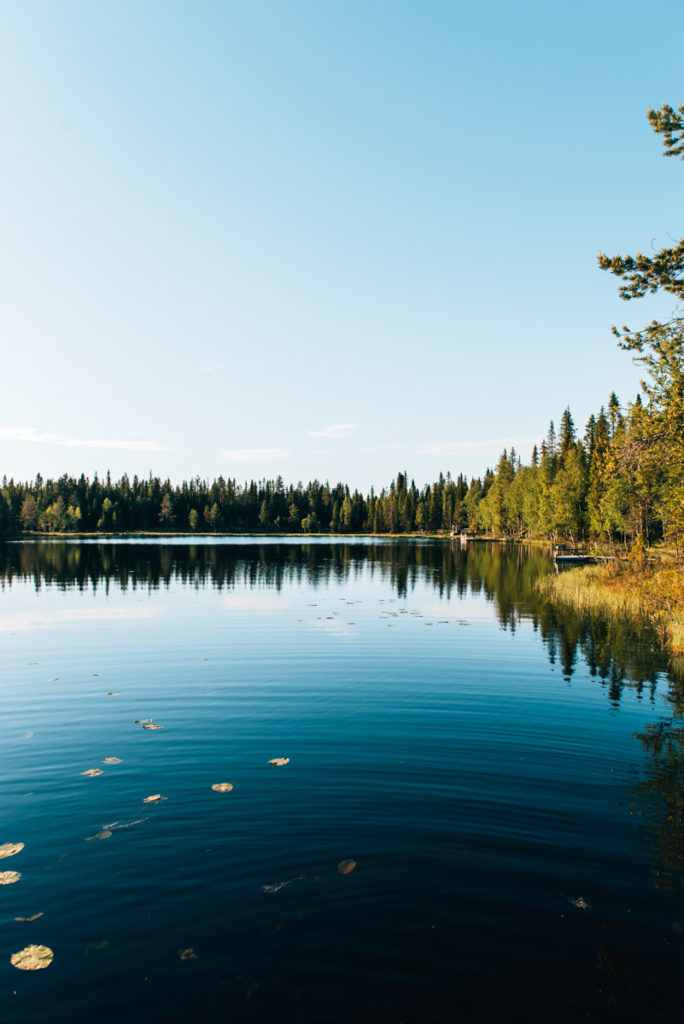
[1,539,683,1023]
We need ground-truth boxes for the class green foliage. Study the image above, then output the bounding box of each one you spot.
[598,103,684,349]
[595,104,684,551]
[648,103,684,159]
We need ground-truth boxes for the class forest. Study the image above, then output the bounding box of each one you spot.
[0,374,679,551]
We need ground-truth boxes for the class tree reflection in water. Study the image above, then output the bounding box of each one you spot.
[2,536,682,891]
[633,713,684,891]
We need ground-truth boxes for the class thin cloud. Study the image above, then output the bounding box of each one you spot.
[360,443,403,452]
[419,435,539,457]
[309,422,358,439]
[222,447,290,461]
[199,361,227,375]
[0,426,168,451]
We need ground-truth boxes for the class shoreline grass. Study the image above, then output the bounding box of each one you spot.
[539,560,684,665]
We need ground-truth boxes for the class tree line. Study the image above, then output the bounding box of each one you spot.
[0,469,469,537]
[0,372,679,550]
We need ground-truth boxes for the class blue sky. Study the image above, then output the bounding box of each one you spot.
[1,0,682,490]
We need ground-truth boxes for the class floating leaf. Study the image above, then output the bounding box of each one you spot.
[143,794,164,803]
[102,757,122,764]
[178,947,198,960]
[0,842,24,859]
[85,830,112,842]
[337,859,357,875]
[10,945,53,971]
[211,782,234,792]
[267,758,290,766]
[14,913,43,923]
[0,871,21,885]
[81,768,103,777]
[142,723,163,730]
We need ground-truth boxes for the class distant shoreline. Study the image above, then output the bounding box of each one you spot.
[8,530,548,542]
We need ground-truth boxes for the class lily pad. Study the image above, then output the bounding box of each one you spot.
[337,859,357,875]
[143,794,164,803]
[81,768,103,777]
[267,758,290,766]
[0,842,24,859]
[0,871,21,885]
[102,757,122,764]
[14,913,43,923]
[211,782,234,792]
[10,945,53,971]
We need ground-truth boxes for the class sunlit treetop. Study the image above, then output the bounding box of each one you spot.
[648,103,684,160]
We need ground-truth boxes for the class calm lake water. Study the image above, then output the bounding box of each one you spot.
[1,538,683,1023]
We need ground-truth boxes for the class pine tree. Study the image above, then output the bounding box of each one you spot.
[598,104,684,347]
[598,104,684,551]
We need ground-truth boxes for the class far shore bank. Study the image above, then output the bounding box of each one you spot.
[9,529,544,542]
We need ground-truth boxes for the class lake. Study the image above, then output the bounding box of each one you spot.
[1,538,683,1022]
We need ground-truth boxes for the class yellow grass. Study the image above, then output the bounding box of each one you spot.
[540,561,684,658]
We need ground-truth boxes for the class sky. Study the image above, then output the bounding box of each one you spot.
[1,0,682,492]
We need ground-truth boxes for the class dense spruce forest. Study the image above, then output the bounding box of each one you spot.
[0,380,680,548]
